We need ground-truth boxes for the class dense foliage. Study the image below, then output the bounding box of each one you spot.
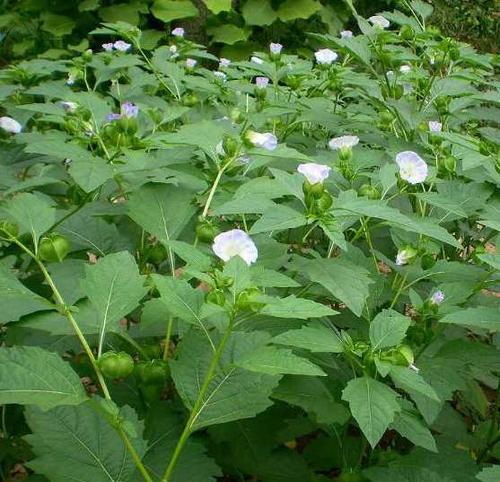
[0,1,499,481]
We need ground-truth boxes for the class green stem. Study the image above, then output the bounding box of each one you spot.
[118,425,153,482]
[389,273,408,309]
[161,317,235,482]
[163,317,174,360]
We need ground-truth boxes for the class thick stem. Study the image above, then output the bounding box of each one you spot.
[161,317,235,482]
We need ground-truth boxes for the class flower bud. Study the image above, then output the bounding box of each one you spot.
[303,180,325,199]
[395,246,418,266]
[205,289,225,306]
[397,345,414,366]
[443,156,456,174]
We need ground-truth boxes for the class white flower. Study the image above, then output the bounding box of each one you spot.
[251,56,264,65]
[430,290,445,305]
[269,42,283,54]
[395,246,417,266]
[297,163,331,185]
[247,131,278,151]
[213,71,227,82]
[219,57,231,68]
[314,48,338,65]
[113,40,131,52]
[169,45,178,54]
[386,70,394,77]
[102,43,114,51]
[396,151,428,184]
[399,64,411,74]
[368,15,390,29]
[172,27,185,37]
[185,58,197,69]
[66,73,76,85]
[328,135,359,151]
[0,116,22,134]
[212,229,258,265]
[255,76,269,89]
[340,30,353,39]
[428,121,442,133]
[60,101,78,112]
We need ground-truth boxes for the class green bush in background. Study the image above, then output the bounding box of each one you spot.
[0,0,497,64]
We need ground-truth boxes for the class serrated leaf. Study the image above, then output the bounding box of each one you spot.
[370,309,411,350]
[390,365,440,403]
[242,0,277,26]
[237,346,326,376]
[391,409,437,452]
[342,376,401,447]
[439,307,500,331]
[151,0,198,22]
[261,295,337,319]
[25,403,145,482]
[0,346,86,410]
[81,251,147,355]
[272,324,343,353]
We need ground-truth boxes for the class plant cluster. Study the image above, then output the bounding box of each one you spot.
[0,1,499,481]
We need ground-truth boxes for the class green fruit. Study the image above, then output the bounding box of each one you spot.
[397,344,414,366]
[98,351,134,379]
[303,180,324,199]
[358,184,380,200]
[135,360,169,385]
[182,93,198,107]
[148,244,167,264]
[0,221,19,238]
[443,156,456,173]
[229,108,244,123]
[420,253,436,270]
[196,222,219,244]
[237,287,263,312]
[142,344,162,359]
[316,192,333,211]
[205,289,225,306]
[38,234,70,262]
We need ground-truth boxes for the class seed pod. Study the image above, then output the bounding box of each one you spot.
[38,234,70,262]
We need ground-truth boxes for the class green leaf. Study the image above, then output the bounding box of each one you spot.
[151,0,198,22]
[0,346,86,410]
[208,25,250,45]
[3,193,56,246]
[261,295,337,319]
[370,309,411,350]
[128,183,196,244]
[68,158,114,192]
[237,346,326,376]
[273,376,350,425]
[410,0,434,20]
[477,253,500,270]
[40,13,75,36]
[249,204,307,234]
[81,251,147,355]
[439,307,500,331]
[277,0,321,22]
[0,262,52,323]
[272,324,343,353]
[342,377,401,447]
[391,408,437,452]
[203,0,231,14]
[242,0,277,26]
[477,466,500,482]
[294,256,373,317]
[25,403,145,482]
[390,366,440,403]
[170,330,281,430]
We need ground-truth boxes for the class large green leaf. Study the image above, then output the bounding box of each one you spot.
[272,324,343,353]
[390,366,440,403]
[0,346,86,410]
[342,376,401,447]
[128,183,196,246]
[208,25,250,45]
[242,0,277,26]
[439,307,500,331]
[151,0,198,22]
[390,403,437,452]
[170,330,281,430]
[477,466,500,482]
[25,403,145,482]
[369,309,411,350]
[260,295,337,319]
[81,251,147,355]
[277,0,321,21]
[203,0,231,13]
[250,204,307,234]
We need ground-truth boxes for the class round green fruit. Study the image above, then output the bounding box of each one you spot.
[196,222,219,244]
[98,351,134,379]
[38,234,70,262]
[135,360,169,385]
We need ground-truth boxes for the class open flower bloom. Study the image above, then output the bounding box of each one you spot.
[328,135,359,151]
[0,116,22,134]
[120,102,138,119]
[340,30,353,39]
[395,247,417,266]
[172,27,185,37]
[219,57,231,68]
[251,56,264,65]
[399,64,411,74]
[102,43,114,51]
[270,42,283,54]
[430,290,445,305]
[428,121,442,132]
[247,131,278,151]
[314,48,338,65]
[368,15,390,29]
[212,229,258,265]
[213,71,227,82]
[255,76,269,89]
[60,101,78,112]
[297,163,331,185]
[113,40,131,52]
[396,151,428,184]
[185,58,197,69]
